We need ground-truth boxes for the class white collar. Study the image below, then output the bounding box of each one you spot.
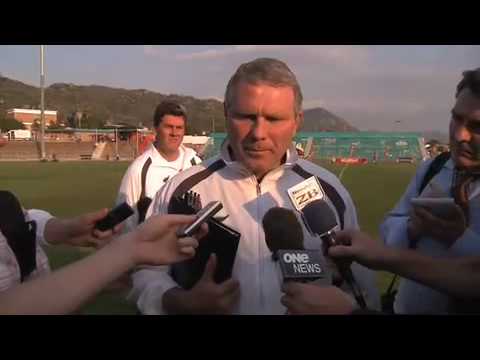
[148,143,186,166]
[219,137,299,177]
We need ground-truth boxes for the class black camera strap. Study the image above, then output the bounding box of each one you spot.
[0,191,37,282]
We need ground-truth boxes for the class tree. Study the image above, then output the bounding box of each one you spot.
[67,112,76,128]
[47,123,66,130]
[0,116,25,132]
[82,113,105,129]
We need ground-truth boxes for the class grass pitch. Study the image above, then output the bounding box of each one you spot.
[0,160,417,314]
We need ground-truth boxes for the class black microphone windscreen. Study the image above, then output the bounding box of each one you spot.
[169,191,201,215]
[262,207,304,253]
[0,190,37,280]
[301,200,368,308]
[0,190,26,237]
[301,199,338,236]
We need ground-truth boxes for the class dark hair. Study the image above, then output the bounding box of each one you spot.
[224,58,303,116]
[153,101,187,128]
[456,68,480,98]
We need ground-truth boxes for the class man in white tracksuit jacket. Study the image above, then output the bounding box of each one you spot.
[116,101,201,234]
[129,58,380,314]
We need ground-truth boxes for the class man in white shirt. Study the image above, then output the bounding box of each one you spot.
[116,101,202,233]
[380,68,480,314]
[129,58,380,315]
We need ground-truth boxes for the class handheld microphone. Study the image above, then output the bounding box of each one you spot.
[262,207,330,284]
[170,190,228,226]
[285,176,367,308]
[262,207,304,258]
[301,199,367,309]
[169,191,201,215]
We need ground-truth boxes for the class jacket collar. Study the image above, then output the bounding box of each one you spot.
[148,143,195,168]
[218,137,299,180]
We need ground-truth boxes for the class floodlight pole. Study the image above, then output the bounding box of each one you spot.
[40,45,46,161]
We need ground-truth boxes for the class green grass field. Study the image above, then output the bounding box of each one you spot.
[0,160,417,314]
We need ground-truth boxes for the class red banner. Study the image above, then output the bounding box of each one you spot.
[334,157,368,165]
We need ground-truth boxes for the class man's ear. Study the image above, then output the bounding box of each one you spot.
[296,111,304,132]
[223,102,230,132]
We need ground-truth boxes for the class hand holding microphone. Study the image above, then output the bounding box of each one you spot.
[300,199,367,309]
[286,177,367,309]
[262,207,335,315]
[328,230,394,271]
[261,205,371,314]
[280,282,357,315]
[262,207,331,285]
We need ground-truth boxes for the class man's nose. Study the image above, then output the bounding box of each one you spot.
[250,118,268,140]
[454,123,472,143]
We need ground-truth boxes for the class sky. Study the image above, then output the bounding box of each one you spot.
[0,45,479,133]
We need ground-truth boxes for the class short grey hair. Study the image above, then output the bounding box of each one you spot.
[224,58,303,116]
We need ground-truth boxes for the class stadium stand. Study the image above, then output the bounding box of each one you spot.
[204,132,427,162]
[102,141,136,160]
[45,142,96,160]
[0,141,39,160]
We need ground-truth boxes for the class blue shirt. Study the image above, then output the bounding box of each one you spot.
[380,158,480,314]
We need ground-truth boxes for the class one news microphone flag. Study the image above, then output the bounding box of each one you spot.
[287,177,368,309]
[262,207,331,284]
[277,250,327,283]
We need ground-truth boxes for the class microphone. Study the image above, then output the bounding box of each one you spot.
[262,207,330,284]
[169,191,201,215]
[262,207,304,257]
[170,190,228,225]
[285,175,367,308]
[301,199,368,309]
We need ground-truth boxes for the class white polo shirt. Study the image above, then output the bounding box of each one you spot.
[116,143,202,233]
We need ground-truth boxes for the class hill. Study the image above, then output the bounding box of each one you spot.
[302,107,358,132]
[0,75,357,134]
